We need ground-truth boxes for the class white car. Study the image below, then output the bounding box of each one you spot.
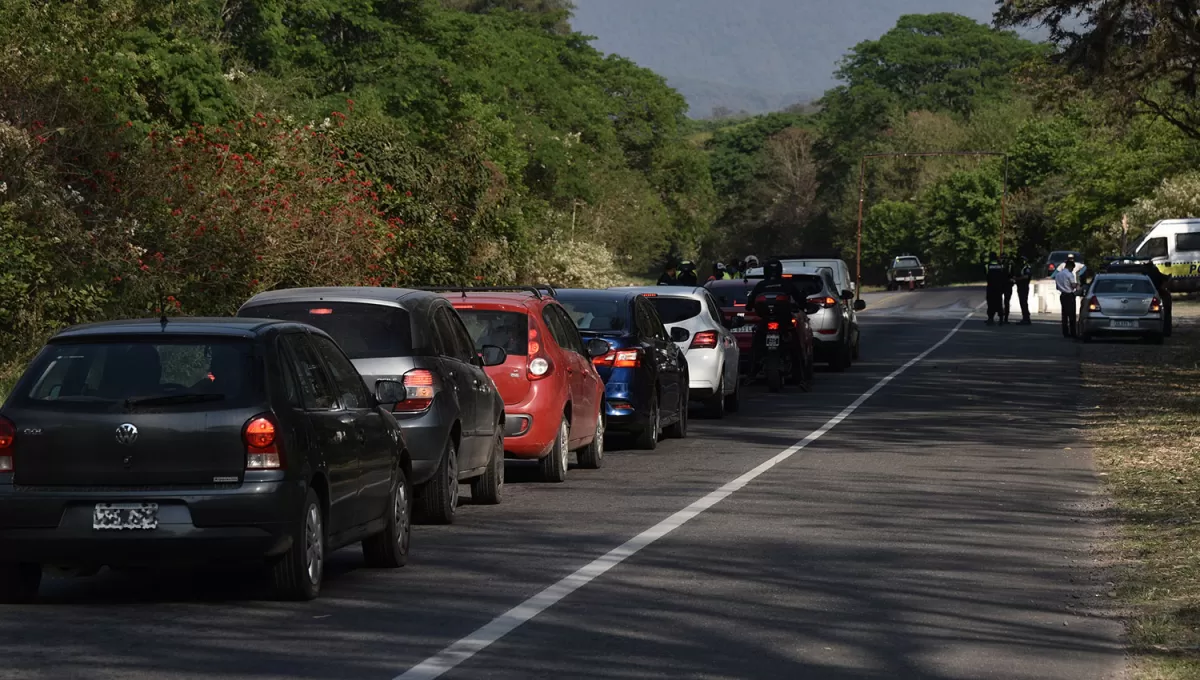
[610,286,741,417]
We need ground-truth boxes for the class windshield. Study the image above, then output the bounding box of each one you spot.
[647,297,702,324]
[242,302,412,360]
[707,283,754,307]
[559,298,629,332]
[13,339,260,409]
[1093,278,1157,295]
[455,309,527,355]
[895,257,920,268]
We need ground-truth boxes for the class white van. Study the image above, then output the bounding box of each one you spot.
[1131,219,1200,292]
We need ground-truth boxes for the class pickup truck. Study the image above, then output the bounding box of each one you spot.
[886,256,927,290]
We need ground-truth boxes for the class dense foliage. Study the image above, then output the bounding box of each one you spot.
[0,0,714,378]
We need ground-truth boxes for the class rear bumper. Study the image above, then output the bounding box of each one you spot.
[602,377,653,432]
[1083,316,1164,335]
[499,380,565,459]
[685,348,723,397]
[0,480,302,566]
[392,406,454,485]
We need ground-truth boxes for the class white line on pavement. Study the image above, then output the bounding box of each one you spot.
[396,309,979,680]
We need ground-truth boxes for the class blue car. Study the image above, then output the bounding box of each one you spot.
[556,289,690,450]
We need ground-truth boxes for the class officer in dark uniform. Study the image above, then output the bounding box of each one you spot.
[657,262,678,286]
[985,252,1008,326]
[1000,254,1016,325]
[677,260,699,286]
[1014,256,1033,324]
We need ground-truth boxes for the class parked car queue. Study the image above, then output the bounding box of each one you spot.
[0,279,865,603]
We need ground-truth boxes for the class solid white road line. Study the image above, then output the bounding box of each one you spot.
[396,310,979,680]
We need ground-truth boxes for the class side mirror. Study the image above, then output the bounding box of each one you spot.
[669,326,690,343]
[479,345,508,367]
[854,300,867,312]
[804,302,821,316]
[375,379,406,405]
[585,338,611,358]
[840,289,854,301]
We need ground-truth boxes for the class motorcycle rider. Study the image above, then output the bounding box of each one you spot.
[657,262,678,286]
[745,259,808,371]
[707,262,732,282]
[677,260,699,286]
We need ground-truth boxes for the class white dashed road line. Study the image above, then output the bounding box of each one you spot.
[396,310,979,680]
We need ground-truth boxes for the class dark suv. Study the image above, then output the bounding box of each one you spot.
[238,288,507,524]
[0,318,412,602]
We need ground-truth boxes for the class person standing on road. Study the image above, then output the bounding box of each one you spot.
[657,262,678,286]
[1014,256,1033,325]
[985,252,1008,326]
[1053,260,1079,337]
[1000,254,1016,325]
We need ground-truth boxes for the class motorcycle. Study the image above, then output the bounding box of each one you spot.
[745,293,819,393]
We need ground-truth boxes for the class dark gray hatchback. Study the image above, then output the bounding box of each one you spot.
[0,318,413,602]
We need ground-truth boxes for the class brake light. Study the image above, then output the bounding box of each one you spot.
[1088,296,1101,312]
[767,322,780,331]
[809,296,838,308]
[690,330,719,349]
[309,308,333,315]
[0,416,13,472]
[244,416,282,470]
[1150,297,1162,313]
[528,318,553,380]
[614,350,640,368]
[394,369,437,413]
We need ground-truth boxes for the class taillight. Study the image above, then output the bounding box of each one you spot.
[614,350,640,368]
[809,295,837,308]
[767,321,780,331]
[244,416,282,470]
[0,416,13,472]
[1088,296,1101,312]
[1150,297,1162,313]
[690,330,719,349]
[394,369,437,413]
[528,317,553,380]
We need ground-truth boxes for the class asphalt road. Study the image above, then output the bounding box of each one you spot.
[0,286,1124,680]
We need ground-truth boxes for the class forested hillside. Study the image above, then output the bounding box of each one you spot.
[699,11,1200,285]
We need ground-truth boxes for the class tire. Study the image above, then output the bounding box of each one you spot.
[363,466,411,569]
[852,334,861,361]
[634,395,660,451]
[703,380,725,419]
[765,354,783,392]
[724,378,741,413]
[539,416,569,483]
[470,431,504,505]
[271,488,324,601]
[664,387,688,439]
[0,563,42,604]
[577,412,605,469]
[417,438,459,525]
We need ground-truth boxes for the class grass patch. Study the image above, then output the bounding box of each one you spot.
[1084,329,1200,678]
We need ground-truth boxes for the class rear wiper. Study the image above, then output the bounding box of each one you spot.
[125,393,226,408]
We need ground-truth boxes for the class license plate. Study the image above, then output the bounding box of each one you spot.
[766,333,781,348]
[733,325,756,334]
[93,503,159,531]
[1110,320,1136,329]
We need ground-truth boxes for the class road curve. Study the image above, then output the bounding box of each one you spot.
[0,287,1123,680]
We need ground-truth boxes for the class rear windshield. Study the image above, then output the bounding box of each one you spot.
[242,302,411,360]
[559,298,629,332]
[895,257,920,268]
[1049,251,1080,263]
[647,297,702,324]
[707,283,753,307]
[1094,278,1157,295]
[790,276,826,297]
[13,339,260,409]
[455,309,527,356]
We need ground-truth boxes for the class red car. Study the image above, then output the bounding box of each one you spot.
[442,287,608,483]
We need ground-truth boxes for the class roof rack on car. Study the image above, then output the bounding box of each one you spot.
[421,285,557,300]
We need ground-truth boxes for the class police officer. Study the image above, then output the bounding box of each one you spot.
[1014,256,1033,324]
[707,262,731,282]
[677,260,699,286]
[657,262,678,286]
[985,252,1008,326]
[1000,254,1016,325]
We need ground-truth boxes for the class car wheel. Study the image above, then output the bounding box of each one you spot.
[634,394,660,451]
[417,438,459,524]
[271,488,324,601]
[703,379,725,419]
[363,466,411,568]
[577,412,605,469]
[0,563,42,604]
[724,378,741,413]
[664,388,688,439]
[471,431,504,504]
[540,415,569,482]
[852,334,861,361]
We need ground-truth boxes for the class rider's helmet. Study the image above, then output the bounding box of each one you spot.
[743,254,760,270]
[763,259,784,280]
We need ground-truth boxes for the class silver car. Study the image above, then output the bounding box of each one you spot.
[745,267,862,371]
[1079,273,1165,344]
[610,286,741,418]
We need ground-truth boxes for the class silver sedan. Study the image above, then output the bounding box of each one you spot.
[1079,273,1166,344]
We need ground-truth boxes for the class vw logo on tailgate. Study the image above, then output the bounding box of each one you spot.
[114,423,139,445]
